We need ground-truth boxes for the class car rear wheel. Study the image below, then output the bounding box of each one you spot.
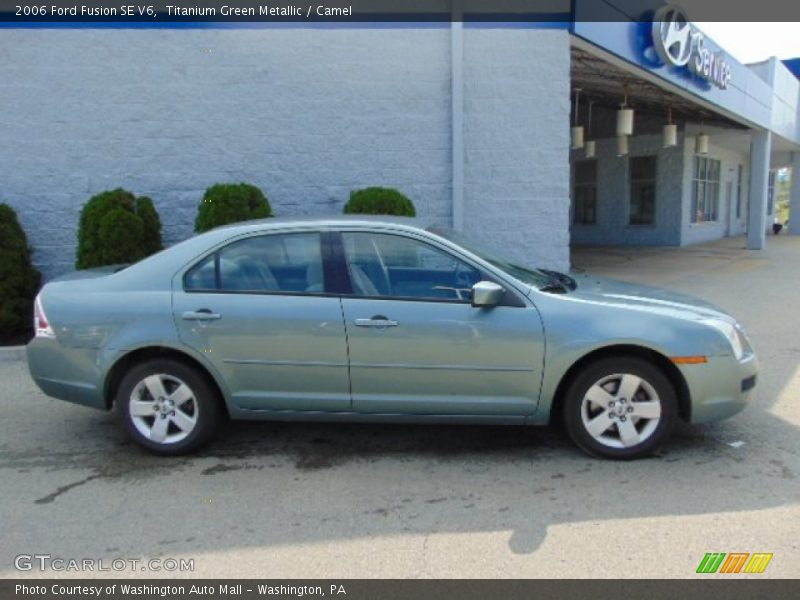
[116,359,222,455]
[562,356,677,459]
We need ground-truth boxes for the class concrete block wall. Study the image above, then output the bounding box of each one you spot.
[0,27,572,280]
[569,133,684,246]
[462,29,571,271]
[1,29,454,280]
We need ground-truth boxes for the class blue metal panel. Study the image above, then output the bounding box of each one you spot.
[572,1,774,130]
[784,58,800,79]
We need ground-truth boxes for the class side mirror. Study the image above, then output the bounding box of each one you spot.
[471,281,505,307]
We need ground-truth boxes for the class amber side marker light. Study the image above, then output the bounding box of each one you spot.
[671,356,708,365]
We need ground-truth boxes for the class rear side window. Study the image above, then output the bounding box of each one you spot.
[184,233,324,294]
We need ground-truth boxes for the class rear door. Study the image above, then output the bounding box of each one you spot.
[172,230,351,412]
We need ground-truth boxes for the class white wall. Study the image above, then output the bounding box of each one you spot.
[680,132,751,245]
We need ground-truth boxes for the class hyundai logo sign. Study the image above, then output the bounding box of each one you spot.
[653,5,732,89]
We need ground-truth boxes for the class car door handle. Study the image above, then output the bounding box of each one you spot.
[182,309,221,321]
[354,316,398,328]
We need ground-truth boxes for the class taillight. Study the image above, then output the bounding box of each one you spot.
[34,294,55,338]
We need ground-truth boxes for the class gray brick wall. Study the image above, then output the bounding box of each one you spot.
[0,27,571,279]
[463,28,571,271]
[570,133,685,247]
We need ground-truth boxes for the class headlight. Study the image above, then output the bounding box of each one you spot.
[701,319,744,360]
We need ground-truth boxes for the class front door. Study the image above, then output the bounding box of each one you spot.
[172,231,350,412]
[338,231,545,416]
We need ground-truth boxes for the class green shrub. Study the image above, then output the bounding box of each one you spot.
[343,187,416,217]
[136,196,163,257]
[75,188,163,269]
[97,208,146,266]
[194,183,272,233]
[0,204,41,335]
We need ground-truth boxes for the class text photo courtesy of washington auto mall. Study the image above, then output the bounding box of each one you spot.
[1,0,800,598]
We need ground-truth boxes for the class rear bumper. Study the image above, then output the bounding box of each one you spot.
[681,352,759,424]
[27,338,106,410]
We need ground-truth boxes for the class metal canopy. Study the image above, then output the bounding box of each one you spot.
[571,46,746,131]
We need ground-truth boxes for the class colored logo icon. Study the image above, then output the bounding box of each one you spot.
[696,552,773,574]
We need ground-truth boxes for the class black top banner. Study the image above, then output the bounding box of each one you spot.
[1,0,799,23]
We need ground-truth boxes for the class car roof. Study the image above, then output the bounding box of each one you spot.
[84,216,444,291]
[214,215,430,234]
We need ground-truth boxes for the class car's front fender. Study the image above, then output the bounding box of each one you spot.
[528,291,733,424]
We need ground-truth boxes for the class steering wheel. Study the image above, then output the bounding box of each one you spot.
[433,262,475,300]
[454,262,475,288]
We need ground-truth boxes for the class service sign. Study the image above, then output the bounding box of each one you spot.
[652,4,732,89]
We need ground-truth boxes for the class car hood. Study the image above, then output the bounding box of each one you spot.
[559,273,734,323]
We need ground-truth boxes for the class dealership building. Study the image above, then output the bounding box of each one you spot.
[2,4,800,280]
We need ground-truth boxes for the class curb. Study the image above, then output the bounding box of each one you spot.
[0,346,26,362]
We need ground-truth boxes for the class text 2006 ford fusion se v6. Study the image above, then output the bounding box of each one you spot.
[27,217,758,459]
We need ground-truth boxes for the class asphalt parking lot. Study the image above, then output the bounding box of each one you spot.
[1,235,798,579]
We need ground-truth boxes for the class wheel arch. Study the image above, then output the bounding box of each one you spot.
[104,345,230,417]
[548,344,691,426]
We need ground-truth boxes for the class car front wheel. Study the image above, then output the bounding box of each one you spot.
[116,358,222,455]
[563,356,677,459]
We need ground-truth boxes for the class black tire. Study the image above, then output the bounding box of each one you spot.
[115,358,223,456]
[562,355,677,460]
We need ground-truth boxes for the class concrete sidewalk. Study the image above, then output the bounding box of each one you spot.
[571,234,775,287]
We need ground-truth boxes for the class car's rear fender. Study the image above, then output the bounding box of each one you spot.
[101,342,234,417]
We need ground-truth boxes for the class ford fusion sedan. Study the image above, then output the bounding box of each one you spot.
[27,217,758,459]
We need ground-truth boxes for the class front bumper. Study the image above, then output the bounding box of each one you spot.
[680,351,759,424]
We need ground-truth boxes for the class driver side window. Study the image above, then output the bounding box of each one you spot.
[341,232,481,302]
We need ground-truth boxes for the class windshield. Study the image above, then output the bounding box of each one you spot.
[428,226,553,288]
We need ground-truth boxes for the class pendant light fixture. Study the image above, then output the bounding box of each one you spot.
[696,132,709,155]
[571,88,585,150]
[663,106,678,148]
[585,100,596,158]
[616,135,629,157]
[616,85,634,137]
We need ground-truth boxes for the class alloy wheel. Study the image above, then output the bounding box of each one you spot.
[580,373,662,449]
[128,374,199,445]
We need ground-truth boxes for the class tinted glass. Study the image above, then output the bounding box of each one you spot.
[631,156,656,181]
[629,156,657,225]
[342,233,480,302]
[574,160,598,225]
[185,233,324,293]
[575,160,597,184]
[428,227,551,288]
[184,255,216,291]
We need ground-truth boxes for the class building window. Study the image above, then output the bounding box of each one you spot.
[736,164,743,219]
[573,160,597,225]
[629,156,656,225]
[691,156,720,223]
[767,170,776,215]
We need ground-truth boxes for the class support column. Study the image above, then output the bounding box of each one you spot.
[451,20,465,232]
[790,152,800,235]
[747,130,772,250]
